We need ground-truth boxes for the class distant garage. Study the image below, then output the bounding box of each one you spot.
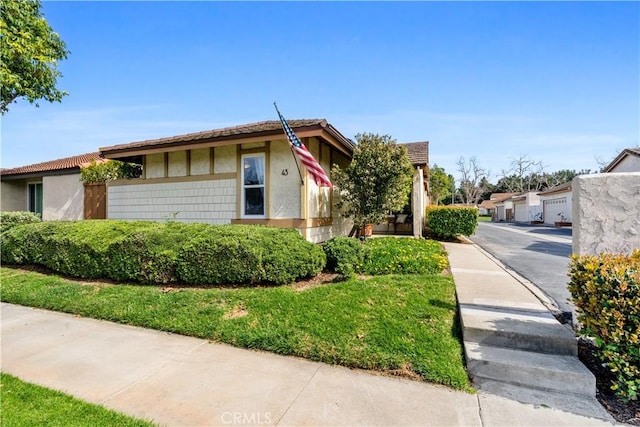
[539,182,572,225]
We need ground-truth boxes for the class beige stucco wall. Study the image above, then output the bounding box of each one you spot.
[191,148,210,175]
[1,181,27,211]
[610,155,640,173]
[42,173,84,220]
[108,179,237,224]
[214,145,237,174]
[146,153,165,178]
[412,167,424,237]
[168,151,187,177]
[269,139,301,218]
[572,173,640,255]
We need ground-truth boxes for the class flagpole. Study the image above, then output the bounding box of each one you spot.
[274,102,305,186]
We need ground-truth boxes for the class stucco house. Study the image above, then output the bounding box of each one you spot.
[100,120,430,242]
[603,148,640,173]
[538,182,572,226]
[512,191,542,224]
[1,152,103,220]
[491,193,517,222]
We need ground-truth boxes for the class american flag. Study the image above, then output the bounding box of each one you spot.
[275,105,333,188]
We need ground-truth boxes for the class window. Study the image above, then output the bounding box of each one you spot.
[242,154,265,218]
[28,182,43,217]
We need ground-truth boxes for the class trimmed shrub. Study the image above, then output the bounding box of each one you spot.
[1,220,325,286]
[177,235,263,285]
[323,237,366,277]
[361,237,449,275]
[425,206,478,238]
[568,250,640,401]
[0,211,41,233]
[105,222,206,284]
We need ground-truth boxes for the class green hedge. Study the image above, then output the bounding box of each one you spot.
[1,221,324,286]
[568,250,640,401]
[323,237,448,276]
[0,211,42,234]
[425,206,478,238]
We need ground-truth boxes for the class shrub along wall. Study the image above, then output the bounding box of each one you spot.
[425,206,478,238]
[1,220,325,286]
[568,250,640,401]
[323,236,448,277]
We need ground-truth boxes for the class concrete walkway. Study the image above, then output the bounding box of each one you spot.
[0,243,617,426]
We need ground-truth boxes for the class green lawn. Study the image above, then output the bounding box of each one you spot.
[0,373,153,427]
[0,267,470,390]
[478,216,493,222]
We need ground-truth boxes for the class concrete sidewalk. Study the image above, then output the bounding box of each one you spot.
[0,243,617,426]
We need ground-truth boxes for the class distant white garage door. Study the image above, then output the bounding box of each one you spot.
[514,202,528,223]
[543,197,568,225]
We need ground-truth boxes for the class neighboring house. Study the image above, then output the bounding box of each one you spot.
[100,120,358,243]
[512,191,542,224]
[603,148,640,173]
[1,152,103,220]
[490,193,517,222]
[371,141,430,237]
[538,182,572,226]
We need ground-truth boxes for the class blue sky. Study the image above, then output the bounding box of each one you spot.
[2,1,638,182]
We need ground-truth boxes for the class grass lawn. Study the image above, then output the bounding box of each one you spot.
[0,267,470,390]
[0,372,153,427]
[478,216,493,222]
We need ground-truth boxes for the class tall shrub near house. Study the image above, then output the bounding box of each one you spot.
[80,159,141,183]
[331,133,413,234]
[568,250,640,401]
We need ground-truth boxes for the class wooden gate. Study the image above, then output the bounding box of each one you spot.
[84,183,106,219]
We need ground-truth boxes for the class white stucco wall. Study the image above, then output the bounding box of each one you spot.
[572,173,640,255]
[269,139,301,218]
[108,179,237,224]
[1,181,27,211]
[610,155,640,173]
[42,173,84,220]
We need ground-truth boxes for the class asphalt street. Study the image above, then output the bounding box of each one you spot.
[469,221,575,319]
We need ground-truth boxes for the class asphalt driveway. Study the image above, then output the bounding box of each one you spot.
[469,221,574,320]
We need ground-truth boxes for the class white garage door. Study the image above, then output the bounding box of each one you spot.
[543,197,568,225]
[514,202,528,223]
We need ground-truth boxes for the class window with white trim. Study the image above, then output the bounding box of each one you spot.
[242,154,265,218]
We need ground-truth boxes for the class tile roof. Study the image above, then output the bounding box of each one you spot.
[402,141,429,166]
[1,152,103,177]
[538,181,571,195]
[100,119,354,155]
[603,147,640,172]
[490,192,517,203]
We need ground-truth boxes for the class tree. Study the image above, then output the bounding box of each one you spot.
[499,155,546,193]
[0,0,69,114]
[80,160,142,184]
[429,164,454,205]
[456,156,489,205]
[332,133,414,232]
